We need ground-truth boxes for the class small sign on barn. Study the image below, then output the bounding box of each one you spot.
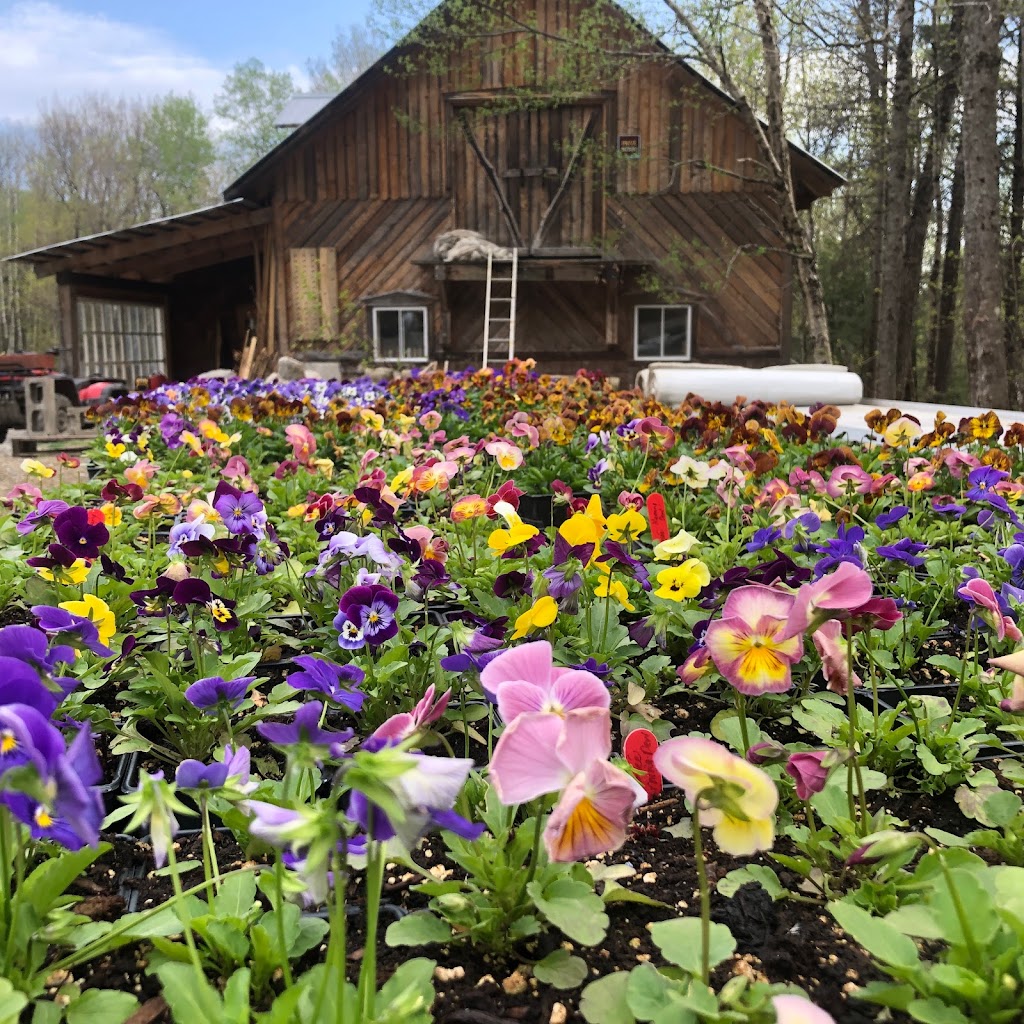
[618,134,641,158]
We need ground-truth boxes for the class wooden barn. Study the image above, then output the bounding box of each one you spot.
[5,0,842,383]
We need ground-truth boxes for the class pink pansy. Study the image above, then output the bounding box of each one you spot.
[404,525,449,564]
[757,477,793,508]
[5,483,43,507]
[942,449,981,478]
[703,585,804,696]
[369,684,451,744]
[284,423,316,463]
[222,455,250,481]
[480,640,609,723]
[360,449,380,471]
[716,466,747,508]
[723,443,755,471]
[825,464,873,497]
[812,620,862,695]
[780,562,875,641]
[617,491,644,510]
[768,493,804,522]
[961,577,1023,643]
[506,413,540,448]
[785,751,830,800]
[868,472,897,494]
[677,646,712,685]
[484,439,524,472]
[418,410,442,430]
[771,994,836,1024]
[489,707,645,861]
[789,466,827,493]
[903,456,931,477]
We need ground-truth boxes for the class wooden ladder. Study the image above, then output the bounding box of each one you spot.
[483,248,518,366]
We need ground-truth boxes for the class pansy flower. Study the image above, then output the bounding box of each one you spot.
[334,583,400,648]
[53,506,109,559]
[184,675,255,712]
[286,656,365,711]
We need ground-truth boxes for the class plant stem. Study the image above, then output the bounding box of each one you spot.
[274,860,294,988]
[735,694,752,754]
[199,797,219,900]
[164,825,207,991]
[515,805,546,909]
[692,801,711,986]
[358,840,386,1019]
[945,623,975,736]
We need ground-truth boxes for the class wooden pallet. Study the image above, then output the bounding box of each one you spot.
[10,430,97,455]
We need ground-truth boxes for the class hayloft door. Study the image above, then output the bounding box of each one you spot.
[451,100,605,253]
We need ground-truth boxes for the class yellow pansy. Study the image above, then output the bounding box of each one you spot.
[605,509,647,543]
[59,594,115,648]
[311,458,335,479]
[654,560,711,601]
[100,502,122,527]
[104,441,126,459]
[653,529,700,561]
[558,512,602,551]
[511,595,559,640]
[595,576,635,611]
[287,503,310,518]
[582,494,606,534]
[808,500,833,523]
[390,468,414,493]
[488,519,540,555]
[20,458,54,479]
[37,558,90,585]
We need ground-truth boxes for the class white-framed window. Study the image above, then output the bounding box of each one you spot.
[633,305,692,361]
[77,299,167,382]
[372,307,429,362]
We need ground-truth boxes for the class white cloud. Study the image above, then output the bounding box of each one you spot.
[0,2,226,121]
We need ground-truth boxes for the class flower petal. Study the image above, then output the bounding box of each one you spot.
[489,713,572,803]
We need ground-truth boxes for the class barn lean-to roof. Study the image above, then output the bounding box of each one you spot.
[224,0,845,204]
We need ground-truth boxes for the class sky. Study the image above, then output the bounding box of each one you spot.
[0,0,379,121]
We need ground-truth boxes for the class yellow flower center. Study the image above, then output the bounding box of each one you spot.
[1,730,16,755]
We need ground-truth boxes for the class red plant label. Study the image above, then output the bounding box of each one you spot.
[623,728,663,797]
[646,493,670,543]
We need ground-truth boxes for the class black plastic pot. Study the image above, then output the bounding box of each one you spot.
[99,752,132,815]
[518,493,569,529]
[86,461,103,480]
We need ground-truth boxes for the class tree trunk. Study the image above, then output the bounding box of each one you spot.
[1005,18,1024,407]
[874,0,916,398]
[751,0,833,364]
[962,0,1009,407]
[930,148,964,397]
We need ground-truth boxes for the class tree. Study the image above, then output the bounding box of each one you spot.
[961,0,1008,407]
[307,24,388,92]
[662,0,835,363]
[214,59,295,180]
[141,95,217,216]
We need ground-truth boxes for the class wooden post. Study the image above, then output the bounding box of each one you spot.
[57,280,78,377]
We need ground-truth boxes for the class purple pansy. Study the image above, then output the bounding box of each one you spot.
[53,506,109,559]
[874,506,910,530]
[286,656,365,711]
[16,499,70,536]
[876,537,928,567]
[184,675,255,712]
[213,483,267,537]
[176,744,254,791]
[334,584,400,649]
[257,701,354,751]
[31,604,113,658]
[745,526,781,553]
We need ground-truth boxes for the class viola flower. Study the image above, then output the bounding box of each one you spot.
[0,624,74,677]
[57,595,115,649]
[16,499,69,536]
[812,620,862,694]
[32,604,113,658]
[53,506,109,559]
[32,546,90,586]
[184,675,255,712]
[369,684,451,745]
[176,745,255,792]
[704,585,804,695]
[286,656,365,711]
[652,528,699,560]
[812,524,866,576]
[598,541,651,591]
[489,707,645,861]
[958,574,1022,642]
[480,639,609,722]
[129,575,177,617]
[785,751,831,800]
[334,583,400,648]
[20,458,54,479]
[781,561,874,640]
[0,703,65,778]
[745,526,781,552]
[258,701,354,752]
[874,505,910,530]
[452,494,488,521]
[510,595,559,640]
[876,537,928,567]
[771,995,836,1024]
[213,484,267,537]
[285,423,317,462]
[494,570,533,600]
[605,509,647,543]
[882,416,921,447]
[171,578,240,631]
[484,439,524,471]
[654,560,711,601]
[487,516,540,557]
[594,569,635,611]
[654,736,778,855]
[668,454,713,489]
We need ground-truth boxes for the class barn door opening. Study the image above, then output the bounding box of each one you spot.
[451,99,605,253]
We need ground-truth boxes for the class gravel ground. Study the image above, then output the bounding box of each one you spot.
[0,437,63,497]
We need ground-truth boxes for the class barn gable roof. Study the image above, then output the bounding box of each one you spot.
[225,0,844,203]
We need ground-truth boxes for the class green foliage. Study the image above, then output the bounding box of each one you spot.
[214,59,296,180]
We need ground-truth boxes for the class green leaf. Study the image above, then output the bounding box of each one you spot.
[154,962,224,1021]
[0,980,28,1024]
[533,948,588,989]
[907,997,970,1024]
[223,968,251,1024]
[829,902,920,968]
[23,845,108,917]
[66,989,139,1024]
[601,881,670,908]
[385,910,452,947]
[375,957,436,1023]
[30,1000,63,1024]
[528,878,608,946]
[625,963,685,1020]
[649,918,735,974]
[214,872,258,919]
[580,972,636,1024]
[929,965,987,1001]
[717,865,784,901]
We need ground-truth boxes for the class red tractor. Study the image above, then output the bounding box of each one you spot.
[0,352,128,441]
